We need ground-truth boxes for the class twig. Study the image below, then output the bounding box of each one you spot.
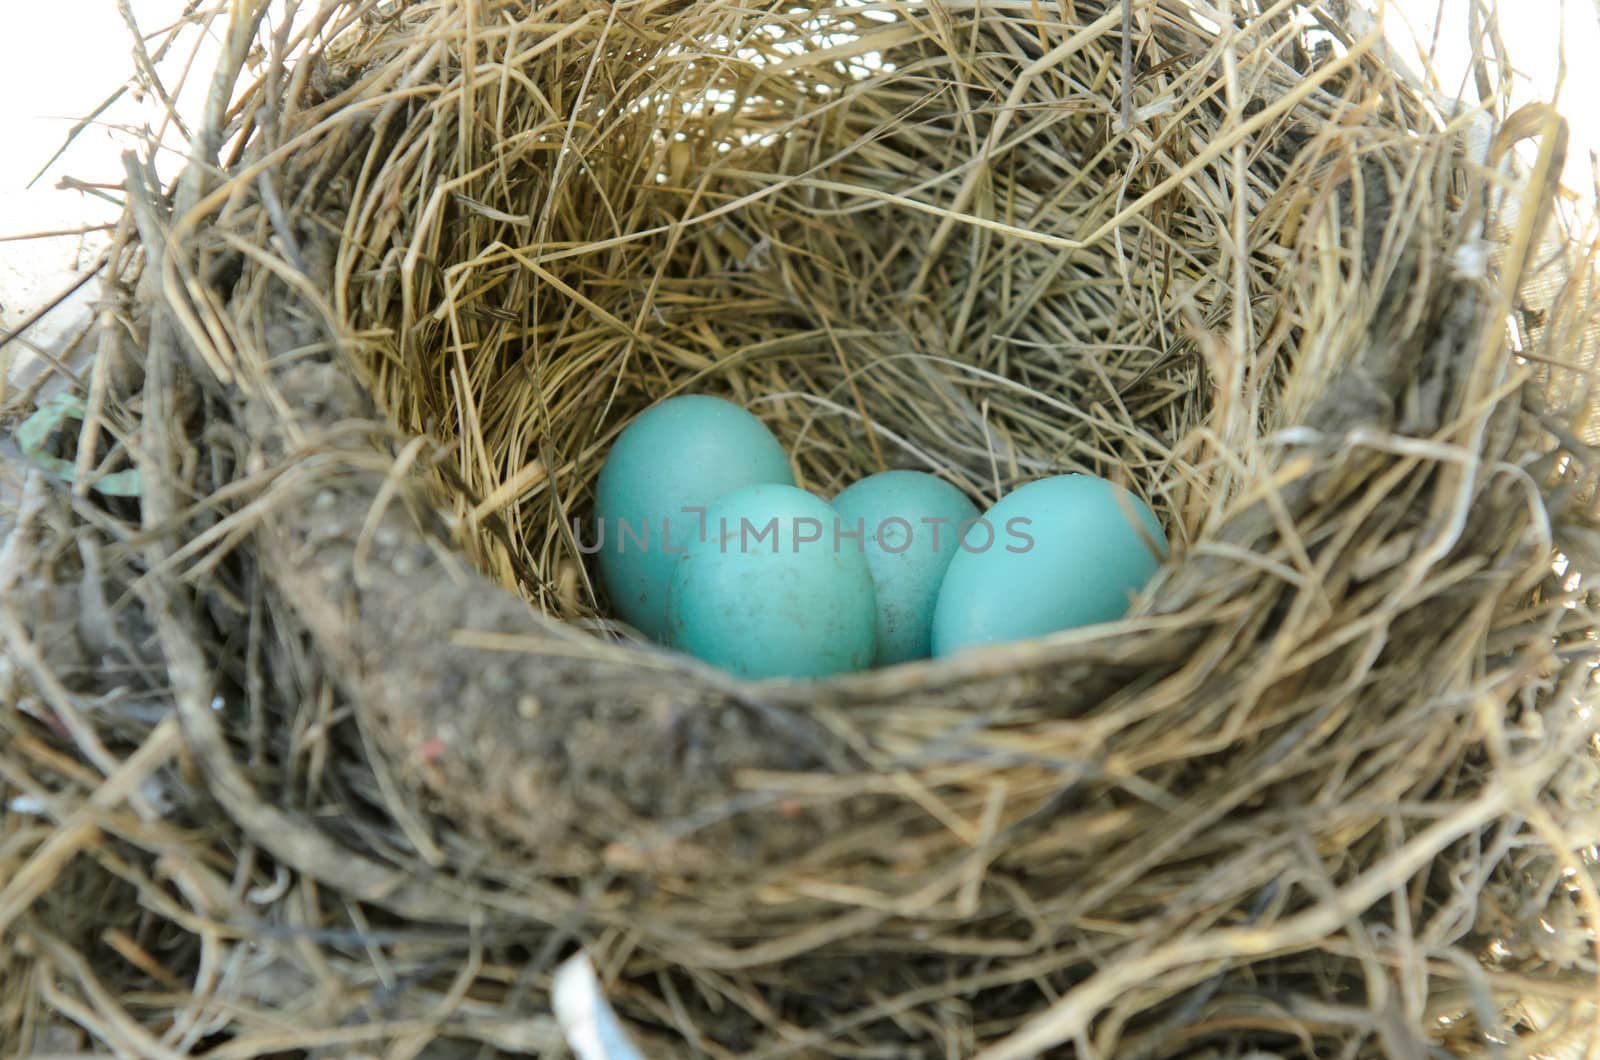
[1121,0,1135,131]
[0,717,181,940]
[973,789,1515,1059]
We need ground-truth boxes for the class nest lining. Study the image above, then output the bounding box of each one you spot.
[327,0,1371,613]
[1,0,1598,1056]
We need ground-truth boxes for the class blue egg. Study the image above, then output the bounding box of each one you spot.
[831,470,980,665]
[932,474,1167,656]
[667,484,877,679]
[595,396,793,641]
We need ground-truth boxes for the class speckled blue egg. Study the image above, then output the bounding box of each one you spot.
[667,484,876,680]
[595,395,793,641]
[932,474,1167,657]
[831,471,979,665]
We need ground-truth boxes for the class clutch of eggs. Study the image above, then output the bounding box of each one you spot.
[594,396,1168,679]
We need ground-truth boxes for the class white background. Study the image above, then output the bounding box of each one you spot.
[0,0,205,368]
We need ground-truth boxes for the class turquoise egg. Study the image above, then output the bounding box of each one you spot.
[595,395,793,641]
[932,474,1167,656]
[831,470,979,665]
[667,484,877,680]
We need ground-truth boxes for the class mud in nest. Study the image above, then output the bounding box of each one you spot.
[2,0,1600,1056]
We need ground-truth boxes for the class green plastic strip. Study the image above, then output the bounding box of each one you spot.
[15,392,142,498]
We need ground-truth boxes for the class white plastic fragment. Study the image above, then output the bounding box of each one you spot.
[7,795,48,815]
[552,952,645,1060]
[1449,239,1492,280]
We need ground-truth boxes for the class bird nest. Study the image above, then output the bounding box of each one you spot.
[3,0,1599,1055]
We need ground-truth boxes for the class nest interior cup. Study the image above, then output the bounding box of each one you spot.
[331,0,1333,610]
[3,0,1599,1057]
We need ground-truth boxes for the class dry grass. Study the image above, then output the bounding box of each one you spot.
[2,0,1599,1055]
